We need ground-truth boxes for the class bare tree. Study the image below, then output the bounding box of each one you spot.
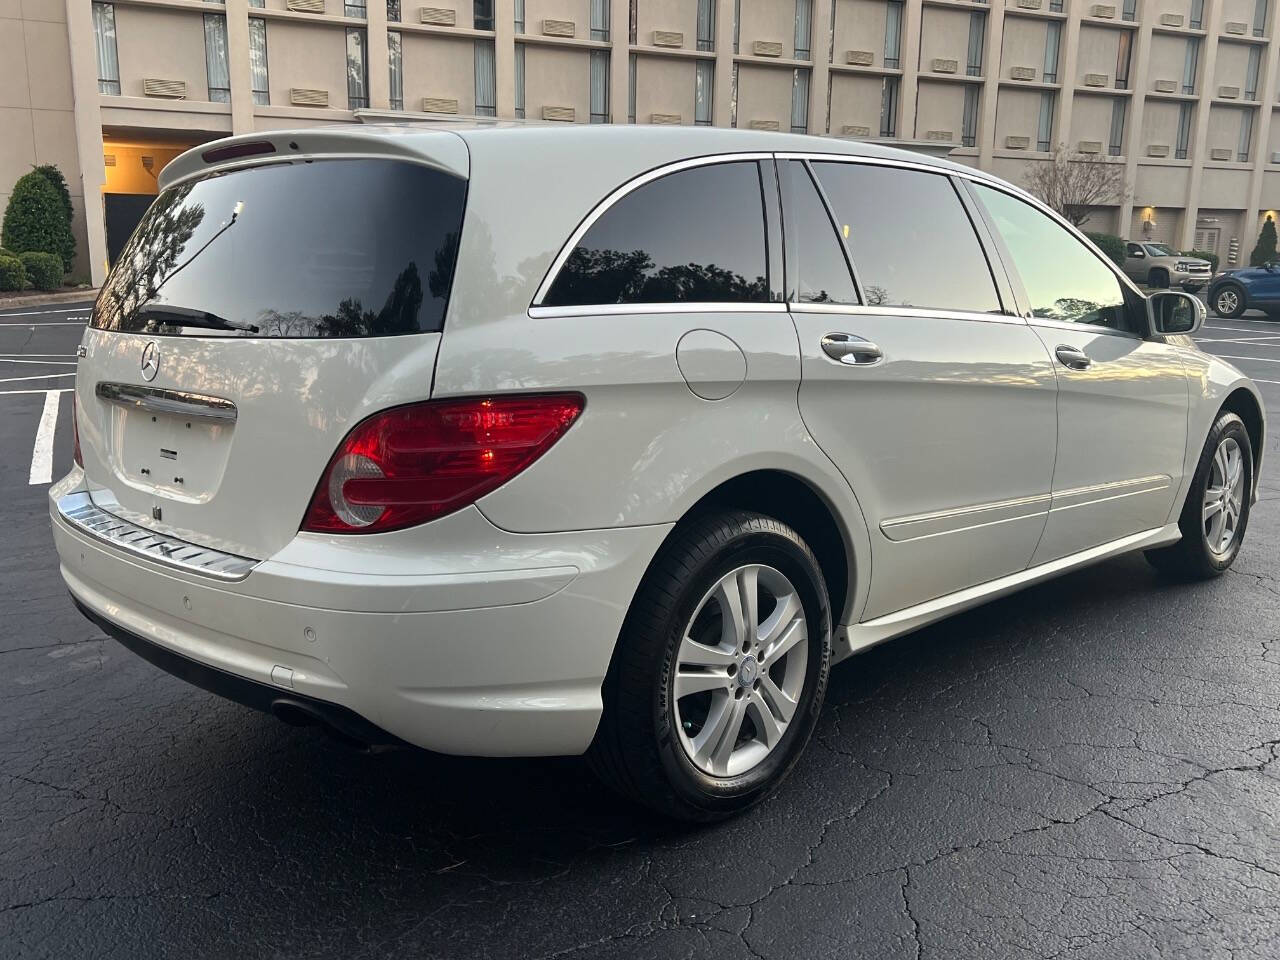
[1023,144,1129,227]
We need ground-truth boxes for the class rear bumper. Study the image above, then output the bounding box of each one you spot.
[52,473,670,756]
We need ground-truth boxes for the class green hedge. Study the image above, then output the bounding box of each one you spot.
[0,253,26,292]
[1084,232,1126,268]
[18,251,63,291]
[1,171,75,271]
[1182,248,1219,273]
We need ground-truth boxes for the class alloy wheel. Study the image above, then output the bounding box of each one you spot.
[1203,436,1245,557]
[1215,288,1240,316]
[673,564,809,778]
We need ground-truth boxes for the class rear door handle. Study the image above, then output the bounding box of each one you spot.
[1054,345,1092,370]
[821,333,883,366]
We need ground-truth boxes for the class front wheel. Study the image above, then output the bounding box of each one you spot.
[1149,268,1170,289]
[1213,283,1246,318]
[589,511,831,821]
[1145,411,1253,578]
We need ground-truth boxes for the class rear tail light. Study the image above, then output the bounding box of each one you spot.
[301,393,585,534]
[72,398,82,468]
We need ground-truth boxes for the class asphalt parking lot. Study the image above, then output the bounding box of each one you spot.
[3,299,1280,959]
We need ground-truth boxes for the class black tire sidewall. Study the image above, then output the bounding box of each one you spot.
[1184,413,1253,572]
[651,526,830,817]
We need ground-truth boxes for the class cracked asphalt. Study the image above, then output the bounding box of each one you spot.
[3,300,1280,959]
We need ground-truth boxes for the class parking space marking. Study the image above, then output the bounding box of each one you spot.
[0,306,90,317]
[0,372,75,384]
[0,353,77,358]
[1203,353,1280,364]
[1205,323,1280,333]
[0,387,73,396]
[28,390,60,485]
[0,321,88,327]
[0,358,77,366]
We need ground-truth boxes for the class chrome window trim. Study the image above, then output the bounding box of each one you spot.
[530,151,778,309]
[788,302,1028,326]
[56,491,258,581]
[528,301,787,319]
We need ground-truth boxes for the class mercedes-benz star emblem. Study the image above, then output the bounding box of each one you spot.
[140,340,160,382]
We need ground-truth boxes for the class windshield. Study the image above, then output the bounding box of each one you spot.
[1144,243,1176,257]
[92,158,467,338]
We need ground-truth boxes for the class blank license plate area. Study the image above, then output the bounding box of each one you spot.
[115,408,234,502]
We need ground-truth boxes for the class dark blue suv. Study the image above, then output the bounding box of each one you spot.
[1207,263,1280,318]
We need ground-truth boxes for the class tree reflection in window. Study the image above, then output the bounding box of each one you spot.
[543,161,771,307]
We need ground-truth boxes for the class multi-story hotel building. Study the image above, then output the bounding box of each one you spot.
[5,0,1280,283]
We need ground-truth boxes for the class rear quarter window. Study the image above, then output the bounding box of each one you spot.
[93,158,467,338]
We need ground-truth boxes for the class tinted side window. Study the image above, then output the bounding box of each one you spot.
[778,160,858,305]
[543,162,770,306]
[1126,243,1143,256]
[811,162,1001,313]
[974,184,1128,330]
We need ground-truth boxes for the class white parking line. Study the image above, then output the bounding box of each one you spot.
[1205,323,1280,333]
[1196,338,1280,346]
[1205,353,1280,364]
[0,321,87,327]
[0,372,75,383]
[0,353,77,358]
[0,306,91,317]
[0,358,77,365]
[0,387,73,396]
[28,390,60,485]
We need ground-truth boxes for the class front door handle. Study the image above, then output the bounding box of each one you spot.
[821,333,883,366]
[1054,344,1092,370]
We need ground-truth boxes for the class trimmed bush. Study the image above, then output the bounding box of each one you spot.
[31,165,75,270]
[1251,215,1277,266]
[1182,248,1219,273]
[1085,231,1126,268]
[19,251,63,291]
[2,171,75,271]
[0,253,26,292]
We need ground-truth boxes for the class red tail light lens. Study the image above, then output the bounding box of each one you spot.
[301,393,585,534]
[72,398,83,468]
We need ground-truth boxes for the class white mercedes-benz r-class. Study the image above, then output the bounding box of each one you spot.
[52,126,1264,820]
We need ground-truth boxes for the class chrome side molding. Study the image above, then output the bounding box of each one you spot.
[56,492,257,580]
[95,382,238,423]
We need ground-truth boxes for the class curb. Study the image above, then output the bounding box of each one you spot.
[0,288,98,311]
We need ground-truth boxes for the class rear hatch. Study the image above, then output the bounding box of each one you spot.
[75,137,469,560]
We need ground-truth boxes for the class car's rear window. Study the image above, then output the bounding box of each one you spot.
[92,158,467,338]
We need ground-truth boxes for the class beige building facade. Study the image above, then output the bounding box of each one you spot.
[6,0,1280,284]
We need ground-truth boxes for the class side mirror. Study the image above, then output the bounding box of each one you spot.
[1148,290,1205,336]
[1131,249,1145,259]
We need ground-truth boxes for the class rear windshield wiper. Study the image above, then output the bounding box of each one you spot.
[136,303,260,334]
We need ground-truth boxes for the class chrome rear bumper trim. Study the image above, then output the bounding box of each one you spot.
[56,491,258,581]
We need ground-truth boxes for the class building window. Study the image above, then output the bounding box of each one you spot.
[345,0,366,18]
[627,52,635,122]
[1108,97,1126,155]
[794,0,812,60]
[590,0,608,41]
[1115,31,1131,88]
[733,0,740,53]
[629,0,637,44]
[883,1,902,69]
[248,0,264,6]
[387,0,400,22]
[730,62,739,126]
[962,85,979,146]
[1238,109,1254,162]
[249,17,269,104]
[474,0,494,30]
[1122,0,1136,20]
[474,39,496,115]
[92,3,120,95]
[515,43,525,118]
[1182,37,1199,94]
[204,14,231,102]
[346,28,369,108]
[514,0,523,33]
[791,67,810,133]
[1190,0,1204,30]
[1175,101,1193,159]
[590,50,609,122]
[1246,45,1261,99]
[697,0,715,51]
[1254,0,1268,36]
[388,30,403,109]
[1043,21,1061,84]
[695,59,714,124]
[1037,91,1055,151]
[966,12,984,76]
[880,76,898,136]
[1049,0,1063,11]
